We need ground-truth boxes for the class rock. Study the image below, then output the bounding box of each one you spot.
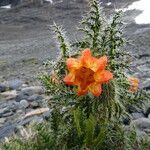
[27,94,44,102]
[143,128,150,135]
[20,100,29,109]
[21,86,44,95]
[2,111,13,117]
[137,65,150,72]
[127,105,142,113]
[145,108,150,118]
[0,107,11,117]
[15,93,29,102]
[19,116,44,127]
[21,84,28,88]
[0,0,10,7]
[24,108,49,118]
[136,129,149,139]
[131,112,144,120]
[131,118,150,130]
[30,101,39,108]
[0,118,6,125]
[4,79,23,90]
[0,106,15,117]
[16,109,23,114]
[0,124,16,140]
[16,86,44,102]
[42,110,51,120]
[9,101,19,112]
[143,100,150,117]
[142,78,150,90]
[0,84,7,93]
[0,90,18,100]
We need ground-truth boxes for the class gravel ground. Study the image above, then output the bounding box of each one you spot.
[0,0,149,84]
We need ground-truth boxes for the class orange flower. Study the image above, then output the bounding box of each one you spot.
[64,48,113,96]
[128,77,139,93]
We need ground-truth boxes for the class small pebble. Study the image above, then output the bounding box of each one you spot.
[20,100,29,109]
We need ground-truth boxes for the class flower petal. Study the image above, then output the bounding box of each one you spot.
[89,56,108,72]
[81,49,108,72]
[94,70,113,83]
[64,73,75,85]
[81,49,99,72]
[88,83,102,96]
[80,48,93,68]
[66,58,81,70]
[77,86,88,96]
[97,56,108,70]
[81,48,91,58]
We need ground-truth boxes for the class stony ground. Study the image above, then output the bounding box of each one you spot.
[1,0,149,82]
[0,79,52,139]
[0,0,150,142]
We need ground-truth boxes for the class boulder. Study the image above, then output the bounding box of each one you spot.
[30,101,39,108]
[0,84,7,93]
[16,86,44,102]
[20,100,29,109]
[131,112,144,120]
[143,100,150,117]
[27,94,44,102]
[4,79,23,90]
[0,90,18,100]
[21,86,44,95]
[131,118,150,130]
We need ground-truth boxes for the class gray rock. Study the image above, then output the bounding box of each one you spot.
[131,118,150,130]
[145,108,150,118]
[142,78,150,90]
[0,107,11,117]
[27,94,44,102]
[20,100,29,109]
[19,116,44,126]
[131,112,144,120]
[30,101,39,108]
[137,65,150,72]
[15,93,29,102]
[4,79,23,90]
[42,110,51,120]
[127,105,142,113]
[143,128,150,135]
[2,111,13,117]
[9,101,20,112]
[0,124,16,140]
[0,84,7,93]
[136,129,149,140]
[21,86,44,95]
[0,118,6,124]
[0,101,18,111]
[16,86,44,102]
[0,90,18,101]
[21,84,28,88]
[143,100,150,117]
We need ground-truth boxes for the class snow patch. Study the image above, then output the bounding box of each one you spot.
[115,0,150,24]
[0,4,11,9]
[45,0,53,4]
[106,2,111,6]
